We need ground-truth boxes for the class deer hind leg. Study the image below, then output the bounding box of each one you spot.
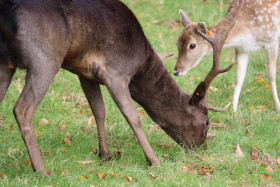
[233,52,249,112]
[13,60,62,175]
[79,77,111,160]
[266,42,280,111]
[0,63,16,104]
[106,78,160,166]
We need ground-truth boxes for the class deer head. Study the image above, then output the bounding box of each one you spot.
[174,10,213,76]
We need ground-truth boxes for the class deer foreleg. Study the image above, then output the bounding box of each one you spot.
[79,77,111,160]
[233,52,248,112]
[266,42,280,111]
[107,78,160,166]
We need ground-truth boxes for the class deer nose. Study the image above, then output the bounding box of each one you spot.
[173,70,180,76]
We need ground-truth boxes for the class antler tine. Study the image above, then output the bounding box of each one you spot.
[195,11,236,112]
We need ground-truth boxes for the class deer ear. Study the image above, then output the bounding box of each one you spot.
[197,22,207,34]
[189,82,206,106]
[179,9,191,27]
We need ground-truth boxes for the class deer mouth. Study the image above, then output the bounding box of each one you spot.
[173,69,188,77]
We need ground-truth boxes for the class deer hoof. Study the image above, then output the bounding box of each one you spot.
[99,151,112,161]
[146,157,160,167]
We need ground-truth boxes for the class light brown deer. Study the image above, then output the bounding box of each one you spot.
[175,0,280,112]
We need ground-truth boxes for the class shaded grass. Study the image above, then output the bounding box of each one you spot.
[1,0,280,186]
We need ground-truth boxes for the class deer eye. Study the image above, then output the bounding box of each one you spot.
[190,44,196,49]
[205,120,209,126]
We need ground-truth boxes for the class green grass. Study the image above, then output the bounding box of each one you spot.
[1,0,280,186]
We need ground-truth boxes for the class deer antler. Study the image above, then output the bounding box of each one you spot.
[196,10,237,112]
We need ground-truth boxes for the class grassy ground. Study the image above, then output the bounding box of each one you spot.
[1,0,280,186]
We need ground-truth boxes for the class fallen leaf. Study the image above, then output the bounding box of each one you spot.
[60,169,69,176]
[96,171,106,180]
[23,159,31,166]
[211,122,226,129]
[149,173,156,179]
[0,172,3,178]
[110,171,117,178]
[17,84,24,94]
[114,151,122,159]
[163,152,170,158]
[262,84,271,90]
[250,148,259,160]
[182,166,193,173]
[77,160,94,165]
[254,77,264,84]
[77,175,88,181]
[59,125,66,132]
[263,153,275,167]
[247,86,257,93]
[124,176,132,182]
[235,144,243,157]
[44,151,51,156]
[266,166,274,173]
[277,158,280,165]
[61,137,71,146]
[207,133,216,139]
[256,173,272,181]
[59,147,68,152]
[34,131,44,137]
[10,124,14,132]
[38,119,49,127]
[91,146,99,154]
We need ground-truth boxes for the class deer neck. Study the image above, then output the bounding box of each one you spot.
[129,51,190,128]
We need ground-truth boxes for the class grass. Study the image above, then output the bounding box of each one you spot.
[1,0,280,186]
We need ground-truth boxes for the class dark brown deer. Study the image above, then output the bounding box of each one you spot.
[0,0,233,175]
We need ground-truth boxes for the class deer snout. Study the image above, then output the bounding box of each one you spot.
[173,66,188,77]
[173,69,180,76]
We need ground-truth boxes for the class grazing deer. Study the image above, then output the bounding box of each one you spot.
[0,0,233,175]
[175,0,280,112]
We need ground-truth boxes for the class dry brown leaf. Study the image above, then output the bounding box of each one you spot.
[61,137,71,146]
[266,166,274,173]
[10,124,14,132]
[262,84,271,90]
[277,158,280,165]
[254,77,265,84]
[59,125,66,132]
[235,144,243,158]
[114,151,122,159]
[23,159,31,166]
[207,133,216,139]
[96,171,106,180]
[38,118,49,127]
[211,122,226,129]
[34,131,44,137]
[250,148,259,160]
[44,151,51,156]
[60,169,69,176]
[124,176,132,182]
[256,173,272,181]
[110,171,117,178]
[59,147,68,152]
[77,175,88,181]
[0,172,3,178]
[77,160,94,165]
[182,166,193,173]
[149,173,156,179]
[163,152,170,158]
